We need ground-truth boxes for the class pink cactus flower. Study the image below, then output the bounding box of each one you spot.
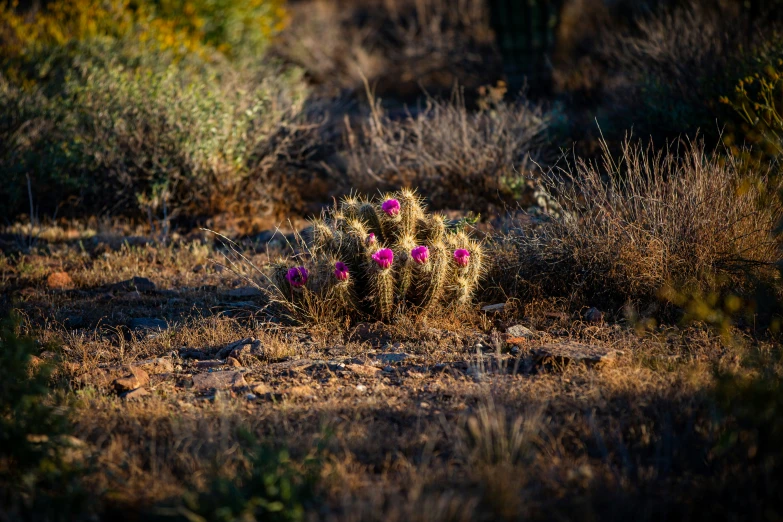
[381,199,401,216]
[285,266,309,288]
[366,232,376,245]
[334,261,350,282]
[372,248,394,269]
[411,245,429,265]
[453,249,470,267]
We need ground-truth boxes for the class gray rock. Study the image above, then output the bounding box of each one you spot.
[482,303,507,313]
[192,371,248,392]
[374,353,410,364]
[506,325,536,338]
[584,307,605,323]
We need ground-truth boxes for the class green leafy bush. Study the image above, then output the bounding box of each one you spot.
[0,316,90,519]
[0,51,314,219]
[176,431,320,522]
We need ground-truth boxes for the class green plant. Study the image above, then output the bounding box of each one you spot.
[0,315,90,519]
[270,189,486,323]
[176,431,320,522]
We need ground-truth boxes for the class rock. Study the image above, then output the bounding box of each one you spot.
[584,307,605,323]
[346,364,382,377]
[47,272,74,290]
[226,356,242,368]
[122,387,150,401]
[192,371,248,392]
[129,318,168,332]
[373,353,410,365]
[266,359,315,376]
[196,360,225,369]
[506,325,536,338]
[217,337,262,359]
[481,303,506,313]
[226,286,262,298]
[356,384,367,392]
[532,342,617,367]
[132,357,174,374]
[110,276,156,293]
[113,366,150,393]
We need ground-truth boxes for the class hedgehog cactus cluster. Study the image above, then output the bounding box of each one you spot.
[272,189,485,321]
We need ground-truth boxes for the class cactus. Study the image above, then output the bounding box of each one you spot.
[271,189,486,322]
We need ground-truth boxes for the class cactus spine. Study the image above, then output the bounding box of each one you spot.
[272,189,486,322]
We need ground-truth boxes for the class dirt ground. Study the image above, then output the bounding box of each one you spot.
[2,223,780,521]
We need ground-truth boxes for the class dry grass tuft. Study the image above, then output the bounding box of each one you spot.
[344,89,554,212]
[491,138,783,315]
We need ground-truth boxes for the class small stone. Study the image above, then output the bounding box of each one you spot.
[584,307,604,323]
[374,353,410,365]
[196,360,224,369]
[133,357,174,374]
[226,357,242,368]
[122,387,150,401]
[246,393,257,400]
[356,384,367,392]
[47,272,74,290]
[532,342,617,367]
[113,366,150,393]
[346,363,382,377]
[192,371,248,392]
[506,325,536,338]
[481,303,506,313]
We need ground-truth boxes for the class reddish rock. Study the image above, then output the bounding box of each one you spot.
[192,371,247,392]
[113,366,150,393]
[47,272,74,290]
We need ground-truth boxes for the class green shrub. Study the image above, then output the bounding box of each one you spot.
[0,50,314,219]
[175,431,320,522]
[0,316,90,519]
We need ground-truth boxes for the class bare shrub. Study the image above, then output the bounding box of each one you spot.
[272,0,498,96]
[492,138,783,313]
[344,89,554,212]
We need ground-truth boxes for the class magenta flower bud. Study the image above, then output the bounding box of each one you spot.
[372,248,394,269]
[334,261,350,282]
[411,245,429,265]
[285,266,309,288]
[366,232,376,245]
[453,249,470,267]
[381,199,401,216]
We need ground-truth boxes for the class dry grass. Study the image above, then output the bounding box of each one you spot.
[491,138,783,316]
[344,89,554,212]
[3,232,783,519]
